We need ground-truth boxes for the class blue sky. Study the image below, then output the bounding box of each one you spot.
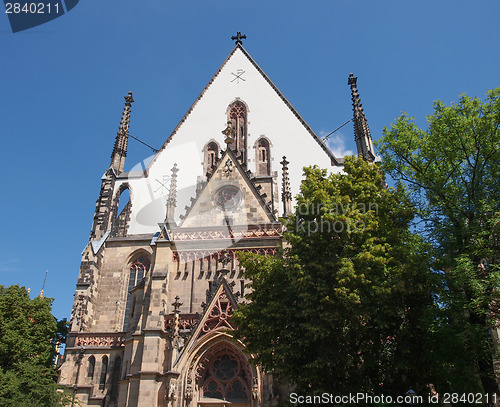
[1,0,499,320]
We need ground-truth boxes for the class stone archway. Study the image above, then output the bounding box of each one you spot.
[194,342,255,407]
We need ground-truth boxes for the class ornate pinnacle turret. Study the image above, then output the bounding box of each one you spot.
[166,163,179,222]
[280,156,292,216]
[348,74,375,162]
[171,296,182,360]
[110,92,134,173]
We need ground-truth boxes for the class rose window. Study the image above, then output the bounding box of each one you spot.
[200,347,251,401]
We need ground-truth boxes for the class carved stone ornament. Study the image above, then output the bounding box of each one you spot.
[252,376,259,400]
[167,379,177,400]
[185,374,193,401]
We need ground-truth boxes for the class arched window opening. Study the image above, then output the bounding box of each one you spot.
[204,141,219,175]
[112,185,132,238]
[228,101,247,162]
[116,188,130,218]
[87,356,95,381]
[99,356,108,390]
[199,345,251,402]
[256,138,271,176]
[110,357,122,401]
[123,254,150,330]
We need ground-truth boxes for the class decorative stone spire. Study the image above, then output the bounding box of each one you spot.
[166,163,178,222]
[170,296,182,361]
[348,74,375,162]
[280,156,292,216]
[110,92,134,173]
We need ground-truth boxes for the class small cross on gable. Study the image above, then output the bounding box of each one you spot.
[231,32,247,45]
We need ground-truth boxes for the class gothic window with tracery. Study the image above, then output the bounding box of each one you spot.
[200,291,234,337]
[199,346,251,401]
[123,254,150,330]
[256,138,271,176]
[228,101,247,161]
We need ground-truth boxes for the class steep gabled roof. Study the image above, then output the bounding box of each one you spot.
[147,44,341,172]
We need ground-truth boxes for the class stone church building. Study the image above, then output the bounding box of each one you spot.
[58,36,375,407]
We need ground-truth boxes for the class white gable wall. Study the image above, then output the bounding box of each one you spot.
[120,47,343,235]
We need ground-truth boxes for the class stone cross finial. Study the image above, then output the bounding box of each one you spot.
[172,296,182,313]
[281,156,292,216]
[124,91,134,105]
[348,73,357,86]
[231,32,247,45]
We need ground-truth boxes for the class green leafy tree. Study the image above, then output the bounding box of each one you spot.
[376,88,500,399]
[0,285,71,407]
[233,157,437,399]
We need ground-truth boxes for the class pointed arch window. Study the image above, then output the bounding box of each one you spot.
[87,356,96,381]
[204,141,220,175]
[123,254,150,330]
[112,184,131,237]
[256,138,271,176]
[198,345,252,402]
[99,356,108,390]
[228,101,247,162]
[116,187,130,218]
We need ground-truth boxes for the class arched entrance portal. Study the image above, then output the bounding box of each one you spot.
[196,343,253,407]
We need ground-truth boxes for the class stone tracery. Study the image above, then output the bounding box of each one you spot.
[197,344,252,401]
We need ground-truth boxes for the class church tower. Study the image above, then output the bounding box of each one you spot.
[59,37,375,407]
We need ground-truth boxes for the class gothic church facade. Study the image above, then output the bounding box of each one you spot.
[58,38,375,407]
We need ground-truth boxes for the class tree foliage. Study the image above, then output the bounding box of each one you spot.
[376,88,500,397]
[233,157,437,398]
[0,285,70,407]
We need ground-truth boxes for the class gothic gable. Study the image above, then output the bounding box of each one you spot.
[122,44,344,235]
[179,278,239,355]
[197,279,238,339]
[180,147,277,228]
